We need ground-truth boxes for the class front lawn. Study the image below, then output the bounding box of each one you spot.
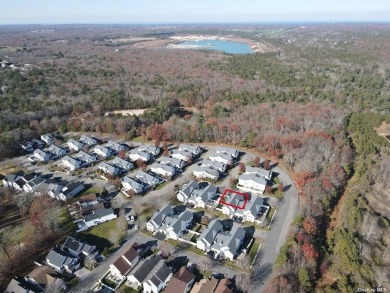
[249,239,261,262]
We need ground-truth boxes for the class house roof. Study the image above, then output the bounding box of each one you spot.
[150,162,175,174]
[84,208,115,222]
[208,152,232,161]
[174,266,195,283]
[5,276,42,293]
[178,144,201,154]
[61,181,84,196]
[245,166,272,179]
[137,145,159,154]
[94,145,111,155]
[62,155,80,166]
[193,166,219,178]
[135,170,161,185]
[27,266,56,288]
[239,174,267,186]
[112,157,133,169]
[46,247,78,269]
[112,256,132,275]
[191,278,219,293]
[171,149,193,158]
[215,147,238,156]
[129,149,150,159]
[34,149,49,157]
[132,255,164,283]
[149,205,174,228]
[79,135,97,145]
[68,139,84,148]
[214,278,234,293]
[181,181,218,203]
[159,156,184,167]
[76,151,96,162]
[99,162,119,174]
[121,176,144,190]
[4,174,20,182]
[62,236,95,255]
[201,159,226,170]
[47,144,66,154]
[106,140,126,151]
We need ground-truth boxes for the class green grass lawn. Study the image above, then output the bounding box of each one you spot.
[249,239,261,262]
[266,206,276,222]
[132,136,149,143]
[101,277,117,289]
[78,186,105,197]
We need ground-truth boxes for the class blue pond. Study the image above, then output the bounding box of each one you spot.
[178,39,253,54]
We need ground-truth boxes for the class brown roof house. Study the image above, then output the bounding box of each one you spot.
[109,242,145,280]
[214,278,234,293]
[165,266,195,293]
[190,277,219,293]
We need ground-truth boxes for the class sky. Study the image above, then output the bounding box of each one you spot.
[1,0,390,25]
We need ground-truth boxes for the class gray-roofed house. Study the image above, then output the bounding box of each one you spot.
[79,135,97,146]
[57,181,84,201]
[106,140,128,152]
[12,173,36,191]
[46,247,80,274]
[127,254,172,293]
[147,205,193,240]
[192,166,220,181]
[244,166,272,181]
[98,162,120,176]
[121,176,145,195]
[177,181,218,208]
[32,139,45,149]
[47,182,66,199]
[46,144,68,158]
[170,149,193,162]
[207,152,233,165]
[34,149,50,162]
[201,159,227,173]
[4,276,43,293]
[150,162,176,178]
[67,139,84,152]
[221,193,265,223]
[128,149,151,162]
[83,208,117,229]
[137,145,160,156]
[159,156,186,169]
[3,174,21,188]
[111,157,134,171]
[215,147,239,158]
[178,144,202,156]
[23,176,45,193]
[94,145,113,158]
[196,219,246,261]
[135,170,163,188]
[62,236,98,260]
[41,133,54,145]
[75,150,98,165]
[62,155,82,171]
[237,174,267,194]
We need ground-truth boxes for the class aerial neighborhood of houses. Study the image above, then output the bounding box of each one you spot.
[3,132,280,293]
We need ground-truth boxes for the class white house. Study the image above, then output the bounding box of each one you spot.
[207,151,233,165]
[201,159,227,172]
[23,176,45,193]
[159,156,186,169]
[192,166,219,181]
[237,174,267,194]
[128,149,151,162]
[75,151,98,165]
[150,162,176,178]
[62,156,82,171]
[79,135,97,146]
[34,149,51,162]
[178,144,202,156]
[196,219,246,261]
[137,145,160,156]
[47,182,66,199]
[244,166,272,181]
[67,139,84,152]
[41,133,54,145]
[12,173,36,191]
[106,140,128,152]
[121,176,145,195]
[3,174,21,188]
[83,208,117,228]
[135,170,163,188]
[147,205,193,240]
[177,181,218,208]
[57,181,84,201]
[46,247,80,274]
[170,149,193,162]
[127,255,172,293]
[111,157,134,171]
[221,193,265,223]
[62,236,98,260]
[47,144,68,158]
[98,162,119,176]
[215,147,239,158]
[94,145,113,158]
[110,242,141,279]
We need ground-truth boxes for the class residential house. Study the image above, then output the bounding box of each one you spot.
[98,162,120,177]
[111,157,134,171]
[159,156,186,169]
[34,149,51,162]
[215,147,239,159]
[214,278,234,293]
[13,173,36,191]
[21,141,34,152]
[128,149,151,162]
[146,205,193,240]
[192,166,219,181]
[32,139,45,149]
[75,150,98,165]
[46,144,67,158]
[78,193,99,207]
[94,145,113,158]
[135,170,162,188]
[190,278,219,293]
[41,133,54,145]
[171,149,193,162]
[196,219,246,261]
[121,176,145,195]
[79,135,97,146]
[5,276,43,293]
[110,242,143,279]
[237,174,267,194]
[221,193,265,223]
[165,266,195,293]
[46,247,80,274]
[137,145,160,156]
[47,182,66,199]
[83,208,117,228]
[26,266,65,293]
[178,144,202,156]
[201,159,227,173]
[23,176,45,193]
[3,174,21,188]
[207,152,233,165]
[67,139,84,152]
[244,166,272,181]
[150,162,176,178]
[62,156,82,171]
[106,140,128,152]
[127,254,172,293]
[62,236,98,260]
[177,181,218,208]
[57,181,84,201]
